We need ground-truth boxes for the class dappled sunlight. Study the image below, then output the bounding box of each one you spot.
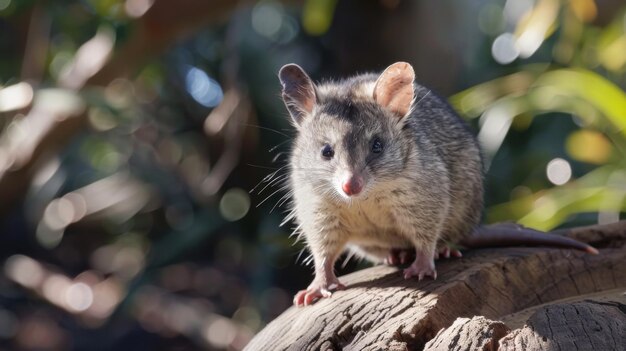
[453,2,626,230]
[58,26,115,90]
[35,172,153,248]
[0,89,84,174]
[132,285,254,349]
[0,82,33,112]
[0,0,624,350]
[4,255,124,323]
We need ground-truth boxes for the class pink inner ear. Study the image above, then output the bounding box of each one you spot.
[374,62,415,117]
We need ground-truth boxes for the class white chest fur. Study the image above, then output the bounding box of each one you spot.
[335,190,413,248]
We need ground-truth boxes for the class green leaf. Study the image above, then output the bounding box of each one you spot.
[533,68,626,136]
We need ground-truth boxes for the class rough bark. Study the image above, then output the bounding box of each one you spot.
[499,300,626,351]
[424,316,510,351]
[244,221,626,351]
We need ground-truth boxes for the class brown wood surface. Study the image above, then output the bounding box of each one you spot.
[499,300,626,351]
[244,221,626,351]
[423,316,510,351]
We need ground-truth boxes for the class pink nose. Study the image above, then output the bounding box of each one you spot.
[342,175,364,196]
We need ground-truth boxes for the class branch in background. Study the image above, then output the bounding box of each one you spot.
[58,26,115,90]
[0,0,246,216]
[88,0,245,86]
[35,172,154,248]
[20,2,51,83]
[0,20,114,217]
[202,88,251,196]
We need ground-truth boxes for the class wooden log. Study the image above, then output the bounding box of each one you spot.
[424,316,510,351]
[244,221,626,350]
[499,300,626,351]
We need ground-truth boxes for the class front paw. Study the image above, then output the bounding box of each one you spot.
[293,279,346,306]
[403,263,437,280]
[403,254,437,280]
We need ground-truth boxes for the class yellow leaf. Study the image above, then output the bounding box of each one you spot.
[566,130,613,164]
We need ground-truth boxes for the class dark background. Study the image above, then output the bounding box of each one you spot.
[0,0,625,350]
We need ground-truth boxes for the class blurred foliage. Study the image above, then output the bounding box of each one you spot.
[451,0,626,231]
[0,0,624,350]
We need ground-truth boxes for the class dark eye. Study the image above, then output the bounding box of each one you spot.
[321,144,334,159]
[371,139,383,153]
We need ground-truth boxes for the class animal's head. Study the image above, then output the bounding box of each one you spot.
[279,62,416,200]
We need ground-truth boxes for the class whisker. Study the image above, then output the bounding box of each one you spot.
[247,163,279,170]
[281,211,297,227]
[270,190,293,213]
[295,247,308,264]
[240,123,292,138]
[257,173,289,195]
[250,168,282,194]
[257,184,290,207]
[269,140,291,153]
[272,152,288,162]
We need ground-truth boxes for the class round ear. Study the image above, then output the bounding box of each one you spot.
[373,62,415,118]
[278,64,316,126]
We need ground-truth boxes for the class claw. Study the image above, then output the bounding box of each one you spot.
[450,249,462,258]
[386,248,416,266]
[436,246,463,260]
[403,249,437,281]
[404,265,437,280]
[385,249,401,265]
[293,281,345,307]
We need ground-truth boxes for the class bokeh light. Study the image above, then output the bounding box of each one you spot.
[252,2,284,39]
[203,318,237,348]
[0,82,33,112]
[0,1,625,350]
[492,33,519,64]
[5,255,45,289]
[566,129,613,164]
[125,0,154,18]
[546,158,572,186]
[184,66,223,108]
[65,283,94,312]
[219,188,251,222]
[477,104,513,162]
[503,0,534,25]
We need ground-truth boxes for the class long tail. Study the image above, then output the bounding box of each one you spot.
[460,223,599,254]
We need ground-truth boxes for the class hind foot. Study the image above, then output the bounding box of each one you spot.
[384,248,415,265]
[386,246,462,265]
[434,246,462,260]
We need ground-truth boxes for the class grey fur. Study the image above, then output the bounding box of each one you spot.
[279,63,483,303]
